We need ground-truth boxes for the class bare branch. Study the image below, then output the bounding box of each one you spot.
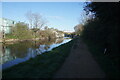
[25,11,34,29]
[25,11,47,30]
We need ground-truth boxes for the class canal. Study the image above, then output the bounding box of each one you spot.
[0,37,71,70]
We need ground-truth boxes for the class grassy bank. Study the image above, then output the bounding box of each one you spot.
[3,40,74,78]
[81,37,120,79]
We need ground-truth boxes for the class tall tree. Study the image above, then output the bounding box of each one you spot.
[25,11,33,29]
[74,24,84,35]
[26,11,46,30]
[25,11,47,39]
[82,2,120,70]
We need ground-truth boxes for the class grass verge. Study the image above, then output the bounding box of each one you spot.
[2,40,74,78]
[81,37,120,79]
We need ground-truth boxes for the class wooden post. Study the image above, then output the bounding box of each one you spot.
[2,25,5,43]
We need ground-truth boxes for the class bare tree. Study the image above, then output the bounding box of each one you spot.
[33,13,46,29]
[25,11,47,39]
[25,11,34,29]
[25,11,47,52]
[25,11,46,30]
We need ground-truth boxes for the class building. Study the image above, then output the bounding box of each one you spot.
[50,28,64,38]
[0,18,16,34]
[63,30,74,34]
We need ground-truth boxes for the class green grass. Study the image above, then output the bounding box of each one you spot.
[81,37,120,79]
[3,40,74,78]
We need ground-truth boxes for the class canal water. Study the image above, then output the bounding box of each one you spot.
[0,37,71,70]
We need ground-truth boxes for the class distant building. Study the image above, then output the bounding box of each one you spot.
[0,18,16,34]
[63,30,74,34]
[50,29,64,38]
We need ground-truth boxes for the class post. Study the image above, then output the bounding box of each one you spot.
[2,25,5,43]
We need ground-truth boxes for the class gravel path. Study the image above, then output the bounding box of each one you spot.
[53,38,106,78]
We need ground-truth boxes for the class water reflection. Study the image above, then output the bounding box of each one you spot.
[1,37,71,69]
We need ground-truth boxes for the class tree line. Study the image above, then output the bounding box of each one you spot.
[6,11,64,40]
[80,2,119,73]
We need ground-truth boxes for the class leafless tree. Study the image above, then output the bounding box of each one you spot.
[25,11,46,30]
[25,11,34,29]
[25,11,47,39]
[33,13,46,30]
[25,11,47,50]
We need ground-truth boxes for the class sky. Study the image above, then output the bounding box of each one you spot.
[2,2,85,32]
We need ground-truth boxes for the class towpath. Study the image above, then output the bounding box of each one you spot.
[53,37,105,78]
